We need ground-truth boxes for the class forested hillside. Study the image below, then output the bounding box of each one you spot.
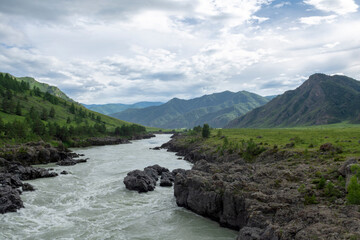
[0,73,146,145]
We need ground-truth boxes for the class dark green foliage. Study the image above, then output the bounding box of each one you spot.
[70,103,76,114]
[41,108,48,121]
[241,139,266,161]
[324,181,341,198]
[49,107,55,118]
[317,177,326,189]
[347,176,360,204]
[304,194,318,205]
[202,124,210,138]
[16,101,22,115]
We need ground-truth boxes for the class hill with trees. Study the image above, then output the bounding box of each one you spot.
[83,102,164,115]
[0,73,146,146]
[226,73,360,128]
[111,91,269,128]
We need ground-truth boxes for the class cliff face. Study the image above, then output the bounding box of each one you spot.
[163,135,360,240]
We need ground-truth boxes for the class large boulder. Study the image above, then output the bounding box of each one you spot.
[124,170,156,193]
[0,185,24,214]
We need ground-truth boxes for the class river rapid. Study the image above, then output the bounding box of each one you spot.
[0,134,237,240]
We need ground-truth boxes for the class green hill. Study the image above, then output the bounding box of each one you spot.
[111,91,269,128]
[83,102,164,115]
[226,73,360,128]
[13,75,74,102]
[0,73,146,145]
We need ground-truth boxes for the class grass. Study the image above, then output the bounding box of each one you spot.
[205,124,360,158]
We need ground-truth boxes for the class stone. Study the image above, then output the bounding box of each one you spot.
[123,170,156,193]
[0,184,24,214]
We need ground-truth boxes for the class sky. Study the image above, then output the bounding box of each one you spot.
[0,0,359,104]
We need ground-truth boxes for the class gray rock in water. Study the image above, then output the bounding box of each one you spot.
[22,183,35,191]
[160,172,174,187]
[144,167,159,181]
[123,170,156,193]
[0,184,24,214]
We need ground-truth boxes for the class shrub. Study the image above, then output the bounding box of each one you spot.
[347,176,360,204]
[202,124,210,138]
[317,177,326,189]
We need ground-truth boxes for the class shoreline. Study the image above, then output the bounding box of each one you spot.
[0,133,156,214]
[162,134,360,240]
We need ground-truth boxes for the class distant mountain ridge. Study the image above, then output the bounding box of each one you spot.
[226,73,360,128]
[83,102,164,115]
[111,91,269,128]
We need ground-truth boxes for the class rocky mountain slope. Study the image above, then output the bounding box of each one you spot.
[226,73,360,128]
[111,91,269,128]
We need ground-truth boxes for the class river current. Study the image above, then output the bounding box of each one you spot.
[0,134,237,240]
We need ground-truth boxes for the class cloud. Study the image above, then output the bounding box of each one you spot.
[304,0,359,15]
[300,15,337,25]
[0,0,359,104]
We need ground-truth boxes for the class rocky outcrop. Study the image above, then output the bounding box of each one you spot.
[0,141,88,214]
[165,134,360,240]
[124,164,175,192]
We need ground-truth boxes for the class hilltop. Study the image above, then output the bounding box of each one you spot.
[226,74,360,128]
[111,91,269,129]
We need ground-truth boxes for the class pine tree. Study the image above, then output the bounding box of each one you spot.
[202,123,210,138]
[70,103,76,114]
[41,108,48,120]
[16,101,22,116]
[49,107,55,118]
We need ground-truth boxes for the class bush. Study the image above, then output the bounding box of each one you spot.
[347,176,360,204]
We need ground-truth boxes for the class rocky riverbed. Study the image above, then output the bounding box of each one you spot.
[162,134,360,240]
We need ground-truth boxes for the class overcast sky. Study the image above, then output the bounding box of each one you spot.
[0,0,359,104]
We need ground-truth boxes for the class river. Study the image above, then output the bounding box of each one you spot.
[0,134,237,240]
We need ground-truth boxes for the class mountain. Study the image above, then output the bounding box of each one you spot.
[83,102,164,115]
[226,73,360,128]
[111,91,269,128]
[0,72,145,144]
[13,75,74,102]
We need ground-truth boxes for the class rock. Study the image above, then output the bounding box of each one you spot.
[146,164,169,175]
[56,158,88,166]
[6,163,58,180]
[338,158,358,176]
[0,173,23,188]
[237,227,262,240]
[151,146,161,150]
[144,167,159,181]
[160,172,174,187]
[172,168,186,177]
[60,171,68,175]
[0,184,24,214]
[123,170,156,193]
[22,183,35,191]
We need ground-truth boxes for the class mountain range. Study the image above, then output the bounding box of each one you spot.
[111,91,269,128]
[83,102,163,115]
[226,73,360,128]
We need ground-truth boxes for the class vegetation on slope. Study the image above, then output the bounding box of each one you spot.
[0,73,146,146]
[226,74,360,128]
[83,102,164,115]
[111,91,269,129]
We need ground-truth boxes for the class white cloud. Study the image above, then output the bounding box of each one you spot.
[304,0,358,15]
[0,0,359,104]
[273,2,291,8]
[300,15,337,25]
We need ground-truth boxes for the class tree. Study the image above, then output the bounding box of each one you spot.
[16,101,22,116]
[66,117,71,124]
[49,107,55,118]
[202,123,210,138]
[41,108,48,121]
[69,103,76,114]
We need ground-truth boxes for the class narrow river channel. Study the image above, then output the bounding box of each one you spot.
[0,134,237,240]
